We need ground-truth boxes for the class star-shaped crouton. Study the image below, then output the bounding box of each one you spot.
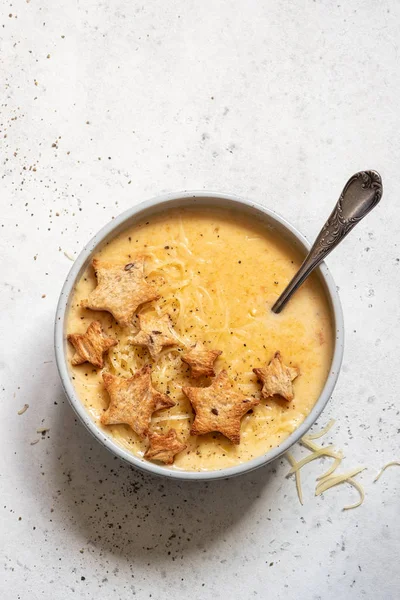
[181,342,222,378]
[183,370,259,444]
[253,351,300,401]
[131,313,178,360]
[101,366,175,438]
[67,320,117,369]
[144,430,187,464]
[82,257,159,327]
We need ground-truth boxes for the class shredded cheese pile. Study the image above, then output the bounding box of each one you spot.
[286,419,366,510]
[286,421,400,510]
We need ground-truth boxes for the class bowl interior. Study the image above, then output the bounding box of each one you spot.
[55,192,344,480]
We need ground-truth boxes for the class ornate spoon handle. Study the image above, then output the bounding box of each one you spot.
[271,170,383,314]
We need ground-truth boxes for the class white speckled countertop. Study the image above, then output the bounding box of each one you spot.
[2,1,399,598]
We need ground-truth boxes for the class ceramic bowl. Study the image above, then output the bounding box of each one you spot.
[54,191,344,480]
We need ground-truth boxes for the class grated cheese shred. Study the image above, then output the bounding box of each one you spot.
[374,461,400,482]
[315,467,366,495]
[287,445,340,475]
[317,454,344,481]
[286,420,366,510]
[305,418,336,440]
[286,452,304,505]
[343,478,365,511]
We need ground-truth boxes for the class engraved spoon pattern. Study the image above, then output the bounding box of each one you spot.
[271,170,383,314]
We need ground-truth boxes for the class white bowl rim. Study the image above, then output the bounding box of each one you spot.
[54,190,344,481]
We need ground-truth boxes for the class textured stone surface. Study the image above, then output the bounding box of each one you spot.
[1,1,399,598]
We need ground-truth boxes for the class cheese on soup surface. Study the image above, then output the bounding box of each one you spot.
[66,207,334,471]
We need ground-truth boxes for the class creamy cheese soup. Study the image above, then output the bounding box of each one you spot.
[66,207,333,471]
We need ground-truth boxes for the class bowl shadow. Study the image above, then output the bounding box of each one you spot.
[49,389,277,564]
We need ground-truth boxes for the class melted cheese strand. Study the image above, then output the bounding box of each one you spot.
[151,414,191,423]
[163,280,191,291]
[195,289,206,323]
[286,452,304,505]
[148,259,187,276]
[197,285,213,305]
[178,216,189,245]
[374,461,400,482]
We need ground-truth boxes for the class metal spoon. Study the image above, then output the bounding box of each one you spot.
[271,170,383,314]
